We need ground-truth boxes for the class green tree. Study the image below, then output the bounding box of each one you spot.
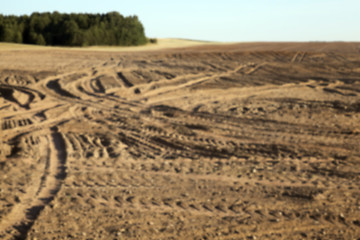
[0,12,148,47]
[14,31,23,43]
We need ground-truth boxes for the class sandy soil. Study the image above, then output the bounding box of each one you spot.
[0,41,360,239]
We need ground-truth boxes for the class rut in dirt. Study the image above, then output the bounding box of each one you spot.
[13,126,67,240]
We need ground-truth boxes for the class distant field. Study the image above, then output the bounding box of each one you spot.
[0,42,46,50]
[0,38,221,52]
[2,39,359,54]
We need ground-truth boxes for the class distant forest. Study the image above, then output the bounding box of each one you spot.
[0,12,149,46]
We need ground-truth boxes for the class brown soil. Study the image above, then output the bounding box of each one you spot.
[0,42,360,240]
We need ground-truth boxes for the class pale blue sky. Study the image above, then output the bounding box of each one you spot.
[2,0,359,42]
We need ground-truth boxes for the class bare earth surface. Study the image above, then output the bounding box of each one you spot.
[0,41,360,239]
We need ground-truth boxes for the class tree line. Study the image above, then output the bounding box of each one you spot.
[0,12,149,46]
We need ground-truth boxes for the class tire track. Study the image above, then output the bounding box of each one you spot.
[0,127,67,240]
